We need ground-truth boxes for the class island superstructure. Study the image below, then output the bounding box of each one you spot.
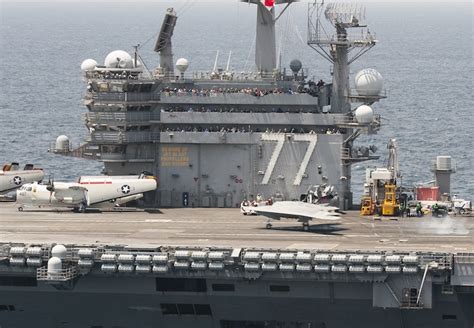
[57,0,384,209]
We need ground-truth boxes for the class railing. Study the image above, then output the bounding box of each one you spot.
[341,148,351,159]
[101,153,155,162]
[308,32,377,46]
[341,147,380,162]
[418,254,453,270]
[85,112,159,123]
[333,114,381,126]
[89,132,160,144]
[454,253,474,264]
[349,88,387,99]
[48,142,100,159]
[84,71,145,80]
[37,266,78,282]
[92,92,161,103]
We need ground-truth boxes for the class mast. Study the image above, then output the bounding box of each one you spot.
[308,1,381,209]
[308,1,376,113]
[241,0,296,77]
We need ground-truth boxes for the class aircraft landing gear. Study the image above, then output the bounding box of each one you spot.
[302,222,310,231]
[77,202,87,213]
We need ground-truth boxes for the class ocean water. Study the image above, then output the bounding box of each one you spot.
[0,1,472,201]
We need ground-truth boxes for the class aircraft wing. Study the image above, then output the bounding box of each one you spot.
[0,170,45,193]
[82,177,157,205]
[53,184,87,203]
[253,201,341,221]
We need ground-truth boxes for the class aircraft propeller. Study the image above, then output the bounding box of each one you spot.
[46,176,55,203]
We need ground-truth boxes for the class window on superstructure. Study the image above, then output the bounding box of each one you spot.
[269,285,290,292]
[160,303,178,315]
[212,283,235,292]
[0,305,15,311]
[220,320,320,327]
[177,304,194,315]
[194,304,212,315]
[155,278,207,292]
[0,276,37,287]
[160,303,212,316]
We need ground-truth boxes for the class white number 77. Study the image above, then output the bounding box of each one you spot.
[260,134,318,186]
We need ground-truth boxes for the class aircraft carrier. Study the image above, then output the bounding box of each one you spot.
[0,204,473,327]
[1,1,473,328]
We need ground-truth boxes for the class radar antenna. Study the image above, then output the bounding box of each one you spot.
[307,0,377,113]
[324,3,365,27]
[307,1,375,65]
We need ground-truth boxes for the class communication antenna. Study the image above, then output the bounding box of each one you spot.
[226,51,232,72]
[324,3,365,27]
[307,0,378,113]
[213,50,220,73]
[307,0,376,65]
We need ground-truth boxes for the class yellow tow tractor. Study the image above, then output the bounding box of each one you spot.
[360,139,403,217]
[382,184,399,216]
[360,196,375,216]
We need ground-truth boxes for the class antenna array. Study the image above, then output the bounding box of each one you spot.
[307,0,376,64]
[324,3,366,27]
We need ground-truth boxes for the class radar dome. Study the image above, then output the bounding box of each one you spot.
[81,59,97,71]
[104,50,133,69]
[51,244,67,259]
[354,68,383,96]
[55,135,70,152]
[176,58,189,74]
[289,59,302,73]
[355,105,374,124]
[47,257,62,275]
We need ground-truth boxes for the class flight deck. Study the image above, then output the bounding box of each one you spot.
[1,202,474,328]
[1,203,472,252]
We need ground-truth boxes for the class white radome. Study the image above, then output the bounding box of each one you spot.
[51,244,68,259]
[354,68,383,96]
[81,59,98,71]
[355,105,374,124]
[104,50,133,69]
[176,58,189,73]
[55,135,70,151]
[47,257,62,274]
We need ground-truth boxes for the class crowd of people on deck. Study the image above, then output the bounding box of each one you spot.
[160,126,345,134]
[161,105,321,114]
[86,71,139,80]
[161,87,304,97]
